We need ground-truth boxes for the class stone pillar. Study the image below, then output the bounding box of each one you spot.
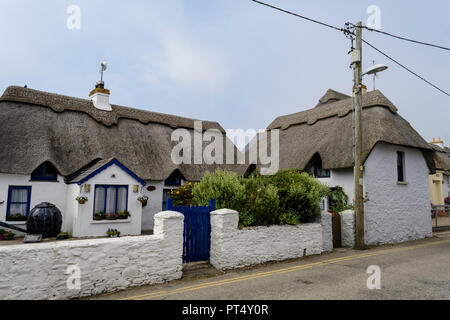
[341,210,355,247]
[210,209,239,269]
[320,212,333,253]
[153,210,184,253]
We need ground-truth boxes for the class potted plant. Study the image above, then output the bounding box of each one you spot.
[56,232,70,240]
[0,229,4,241]
[106,228,120,238]
[105,213,118,220]
[3,231,15,240]
[138,195,148,206]
[76,196,88,204]
[117,211,130,220]
[7,213,27,222]
[93,211,105,221]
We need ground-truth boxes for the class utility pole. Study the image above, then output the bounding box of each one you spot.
[352,21,365,250]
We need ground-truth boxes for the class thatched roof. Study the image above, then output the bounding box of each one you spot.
[0,86,247,181]
[430,144,450,172]
[252,89,434,172]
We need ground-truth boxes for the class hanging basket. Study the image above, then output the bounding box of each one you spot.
[138,196,148,206]
[76,197,88,204]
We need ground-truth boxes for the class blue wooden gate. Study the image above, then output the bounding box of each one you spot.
[166,198,216,263]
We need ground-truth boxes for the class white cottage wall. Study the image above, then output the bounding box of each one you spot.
[0,173,68,235]
[363,142,432,245]
[71,163,143,237]
[317,168,355,206]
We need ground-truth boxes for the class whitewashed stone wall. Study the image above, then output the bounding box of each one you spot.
[0,211,183,300]
[340,210,355,247]
[363,143,432,245]
[210,209,328,270]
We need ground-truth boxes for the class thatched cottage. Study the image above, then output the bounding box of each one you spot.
[248,89,435,245]
[0,84,245,237]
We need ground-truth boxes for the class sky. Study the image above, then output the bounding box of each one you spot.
[0,0,449,150]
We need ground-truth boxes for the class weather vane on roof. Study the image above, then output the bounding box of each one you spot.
[99,61,107,83]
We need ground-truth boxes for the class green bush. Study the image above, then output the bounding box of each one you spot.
[192,169,246,210]
[170,182,196,206]
[268,170,329,223]
[190,169,329,228]
[328,186,353,213]
[241,176,280,227]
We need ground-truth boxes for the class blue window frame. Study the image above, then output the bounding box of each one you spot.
[31,162,58,181]
[6,186,32,221]
[93,185,128,215]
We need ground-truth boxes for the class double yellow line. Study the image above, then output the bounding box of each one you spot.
[121,238,450,300]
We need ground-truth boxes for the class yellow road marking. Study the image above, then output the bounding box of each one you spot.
[121,238,450,300]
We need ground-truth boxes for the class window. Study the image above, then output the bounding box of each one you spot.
[93,185,128,215]
[6,186,31,221]
[314,161,330,178]
[165,170,183,186]
[31,162,58,181]
[397,151,406,182]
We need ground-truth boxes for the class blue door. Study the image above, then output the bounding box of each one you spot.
[166,198,215,263]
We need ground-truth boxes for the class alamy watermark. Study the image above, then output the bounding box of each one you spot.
[366,5,381,30]
[366,265,381,290]
[66,265,81,290]
[171,121,279,175]
[67,5,81,30]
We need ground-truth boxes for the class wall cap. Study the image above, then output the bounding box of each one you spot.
[210,208,238,216]
[154,211,184,220]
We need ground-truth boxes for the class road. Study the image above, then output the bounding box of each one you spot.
[90,232,450,300]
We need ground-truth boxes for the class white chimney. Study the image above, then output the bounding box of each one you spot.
[89,81,112,111]
[430,137,444,149]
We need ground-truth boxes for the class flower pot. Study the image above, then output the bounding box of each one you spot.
[139,199,148,206]
[77,200,86,204]
[3,235,14,241]
[109,234,119,238]
[93,216,104,221]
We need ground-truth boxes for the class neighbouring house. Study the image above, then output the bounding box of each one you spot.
[248,89,436,245]
[428,138,450,205]
[0,83,245,237]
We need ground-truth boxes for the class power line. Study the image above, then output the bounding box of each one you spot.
[362,39,450,96]
[360,26,450,51]
[251,0,343,32]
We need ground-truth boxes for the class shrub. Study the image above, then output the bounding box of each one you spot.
[170,182,196,206]
[190,169,329,227]
[240,175,280,227]
[192,169,246,210]
[328,186,353,213]
[268,170,329,223]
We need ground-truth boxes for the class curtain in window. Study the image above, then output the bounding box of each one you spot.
[106,187,117,213]
[9,188,28,216]
[94,186,106,213]
[117,187,127,212]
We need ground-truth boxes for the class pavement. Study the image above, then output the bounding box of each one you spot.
[88,232,450,300]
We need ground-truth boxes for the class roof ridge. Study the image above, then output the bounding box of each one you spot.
[268,90,397,130]
[0,86,224,132]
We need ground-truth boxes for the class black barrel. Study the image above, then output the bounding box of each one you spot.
[26,202,62,237]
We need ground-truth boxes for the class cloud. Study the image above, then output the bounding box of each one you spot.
[156,30,231,91]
